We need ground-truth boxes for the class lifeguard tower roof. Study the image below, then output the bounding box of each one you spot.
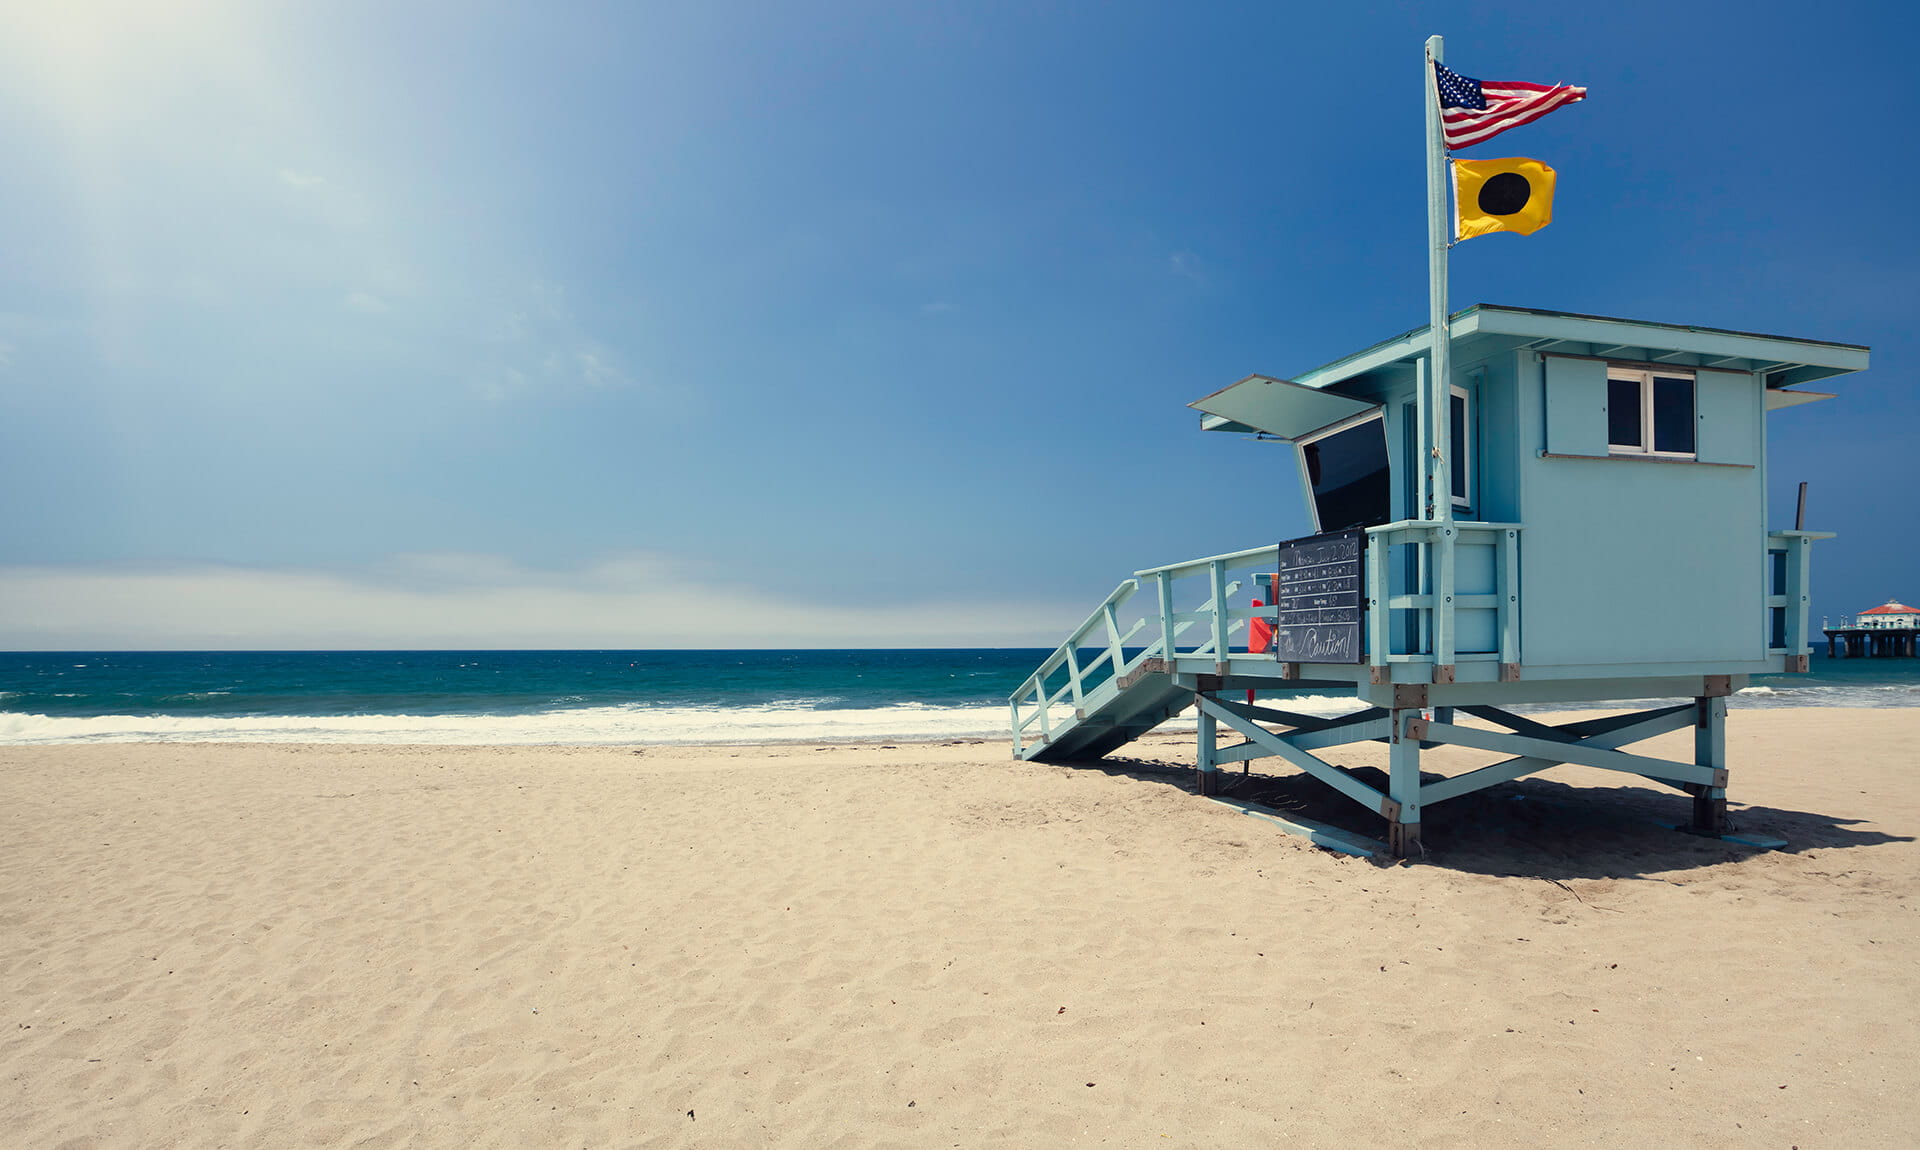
[1196,304,1869,437]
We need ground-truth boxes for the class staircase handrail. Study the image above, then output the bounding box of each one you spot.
[1133,543,1279,580]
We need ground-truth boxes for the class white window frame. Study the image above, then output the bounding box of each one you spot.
[1606,368,1697,459]
[1449,384,1472,509]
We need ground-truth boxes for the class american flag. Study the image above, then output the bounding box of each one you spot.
[1433,61,1586,150]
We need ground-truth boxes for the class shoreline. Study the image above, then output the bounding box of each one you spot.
[5,708,1916,1146]
[6,689,1918,751]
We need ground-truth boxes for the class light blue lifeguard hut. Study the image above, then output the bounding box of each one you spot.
[1009,304,1868,856]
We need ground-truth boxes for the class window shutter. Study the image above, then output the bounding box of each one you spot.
[1544,356,1607,457]
[1694,371,1759,465]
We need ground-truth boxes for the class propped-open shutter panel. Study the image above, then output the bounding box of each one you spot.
[1189,375,1380,442]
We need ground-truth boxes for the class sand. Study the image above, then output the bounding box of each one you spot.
[3,707,1917,1147]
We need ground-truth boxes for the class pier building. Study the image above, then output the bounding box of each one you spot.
[1824,600,1920,658]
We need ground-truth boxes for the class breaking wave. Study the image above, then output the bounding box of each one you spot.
[0,692,1372,747]
[0,702,1020,747]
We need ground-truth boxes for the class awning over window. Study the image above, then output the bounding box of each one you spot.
[1188,374,1382,441]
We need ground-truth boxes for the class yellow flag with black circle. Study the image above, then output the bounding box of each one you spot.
[1453,157,1556,240]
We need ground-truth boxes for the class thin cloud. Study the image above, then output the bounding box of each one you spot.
[276,165,372,231]
[0,312,46,370]
[475,282,635,400]
[1168,250,1208,284]
[344,291,390,313]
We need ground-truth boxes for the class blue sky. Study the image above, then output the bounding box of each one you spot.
[0,1,1913,648]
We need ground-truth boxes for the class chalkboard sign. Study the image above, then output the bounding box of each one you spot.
[1268,529,1365,664]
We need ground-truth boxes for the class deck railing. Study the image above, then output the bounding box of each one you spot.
[1135,542,1279,668]
[1009,528,1527,753]
[1364,520,1522,673]
[1012,520,1824,754]
[1765,529,1825,656]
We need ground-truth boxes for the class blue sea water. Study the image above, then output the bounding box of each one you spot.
[0,648,1914,746]
[0,649,1049,745]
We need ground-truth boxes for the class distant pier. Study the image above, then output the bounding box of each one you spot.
[1824,626,1918,658]
[1823,599,1920,658]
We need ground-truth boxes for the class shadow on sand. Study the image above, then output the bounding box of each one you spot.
[1057,756,1911,879]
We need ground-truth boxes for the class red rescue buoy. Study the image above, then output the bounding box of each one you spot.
[1249,597,1273,655]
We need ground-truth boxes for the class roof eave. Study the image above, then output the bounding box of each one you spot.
[1289,322,1435,392]
[1459,304,1871,375]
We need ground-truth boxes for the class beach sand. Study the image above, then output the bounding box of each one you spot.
[3,707,1916,1147]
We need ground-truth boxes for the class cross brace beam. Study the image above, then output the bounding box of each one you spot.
[1230,701,1391,733]
[1193,695,1734,856]
[1406,707,1722,799]
[1202,697,1394,756]
[1415,704,1698,806]
[1195,694,1395,817]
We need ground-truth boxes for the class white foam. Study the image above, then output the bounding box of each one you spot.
[1249,694,1370,718]
[0,702,1017,747]
[0,691,1373,747]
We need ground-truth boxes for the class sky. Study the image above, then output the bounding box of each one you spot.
[0,0,1914,649]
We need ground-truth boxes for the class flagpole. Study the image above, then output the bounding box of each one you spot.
[1423,34,1452,525]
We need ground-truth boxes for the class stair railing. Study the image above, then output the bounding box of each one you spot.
[1009,580,1143,756]
[1135,544,1273,666]
[1012,544,1283,755]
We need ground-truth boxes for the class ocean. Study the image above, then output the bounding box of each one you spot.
[1,648,1915,747]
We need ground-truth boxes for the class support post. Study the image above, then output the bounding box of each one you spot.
[1388,708,1424,856]
[1102,599,1127,685]
[1783,534,1809,660]
[1196,696,1220,796]
[1367,528,1389,667]
[1416,351,1433,522]
[1688,695,1729,835]
[1156,571,1177,663]
[1208,560,1230,663]
[1497,528,1520,670]
[1433,523,1456,676]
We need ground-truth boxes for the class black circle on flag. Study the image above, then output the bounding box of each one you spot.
[1478,172,1532,217]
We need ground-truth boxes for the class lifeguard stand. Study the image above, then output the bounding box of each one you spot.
[1010,303,1868,856]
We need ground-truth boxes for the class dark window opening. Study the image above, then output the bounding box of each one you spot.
[1607,377,1643,448]
[1652,375,1695,454]
[1449,390,1469,505]
[1302,417,1391,531]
